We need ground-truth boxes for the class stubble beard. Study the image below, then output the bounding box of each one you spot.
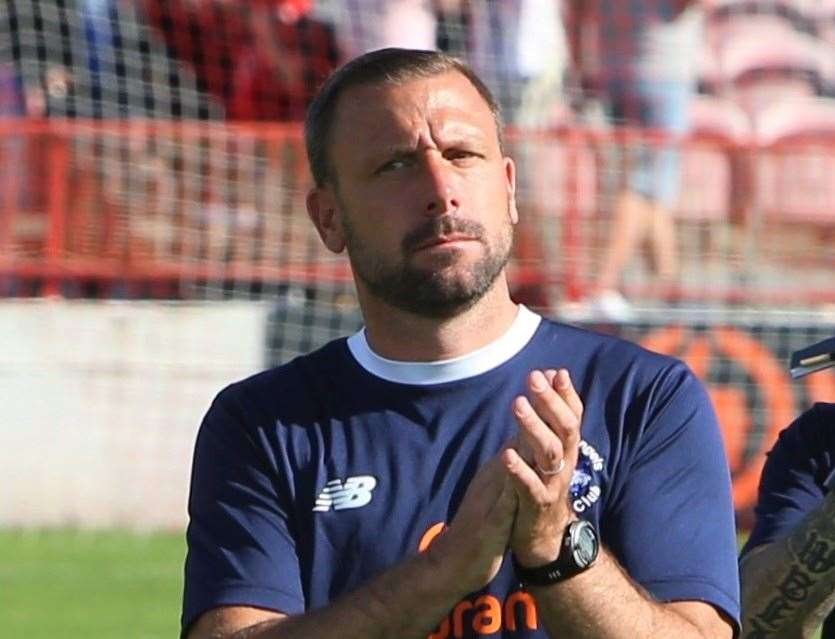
[342,209,514,320]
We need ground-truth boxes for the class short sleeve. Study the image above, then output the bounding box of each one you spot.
[181,388,305,636]
[604,365,741,631]
[742,403,835,556]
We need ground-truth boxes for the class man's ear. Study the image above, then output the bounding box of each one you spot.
[306,186,346,254]
[505,156,519,225]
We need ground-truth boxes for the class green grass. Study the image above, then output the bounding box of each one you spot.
[0,529,186,639]
[1,529,823,639]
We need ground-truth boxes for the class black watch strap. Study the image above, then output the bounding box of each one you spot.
[512,520,599,587]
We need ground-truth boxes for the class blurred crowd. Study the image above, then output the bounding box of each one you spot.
[5,0,825,126]
[2,0,834,307]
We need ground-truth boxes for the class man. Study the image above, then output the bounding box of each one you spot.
[740,337,835,639]
[566,0,702,318]
[181,48,739,639]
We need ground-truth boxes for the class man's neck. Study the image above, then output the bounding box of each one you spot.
[358,282,520,362]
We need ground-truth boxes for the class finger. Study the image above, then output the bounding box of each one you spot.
[553,368,583,421]
[506,433,534,466]
[501,447,550,505]
[503,448,574,566]
[527,370,582,454]
[513,395,566,477]
[544,368,558,386]
[486,471,518,525]
[543,369,583,422]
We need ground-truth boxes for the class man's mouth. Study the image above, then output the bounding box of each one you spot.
[403,216,486,253]
[414,234,478,250]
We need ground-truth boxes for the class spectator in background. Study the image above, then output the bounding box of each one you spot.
[567,0,703,319]
[80,0,120,116]
[144,0,337,121]
[470,0,571,310]
[0,62,28,296]
[327,0,568,125]
[141,0,340,276]
[325,0,568,124]
[0,61,66,297]
[465,0,568,128]
[0,63,26,117]
[227,0,338,121]
[327,0,438,62]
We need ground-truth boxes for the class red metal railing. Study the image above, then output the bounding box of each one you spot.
[0,118,833,304]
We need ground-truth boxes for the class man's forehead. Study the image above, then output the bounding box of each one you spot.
[331,71,497,144]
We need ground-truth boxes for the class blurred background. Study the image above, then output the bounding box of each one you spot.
[1,0,833,636]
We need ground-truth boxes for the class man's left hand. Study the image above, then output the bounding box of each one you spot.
[503,368,584,567]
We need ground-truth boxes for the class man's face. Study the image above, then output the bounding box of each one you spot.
[311,70,518,319]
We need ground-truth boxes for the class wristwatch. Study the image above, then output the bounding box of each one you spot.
[512,520,600,587]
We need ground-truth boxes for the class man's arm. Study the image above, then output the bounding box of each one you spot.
[187,456,517,639]
[188,551,475,639]
[503,368,736,639]
[526,549,733,638]
[740,492,835,639]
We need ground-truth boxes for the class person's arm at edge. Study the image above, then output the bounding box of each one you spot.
[740,491,835,639]
[186,457,517,639]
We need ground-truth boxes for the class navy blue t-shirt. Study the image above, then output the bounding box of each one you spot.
[182,308,740,636]
[743,402,835,553]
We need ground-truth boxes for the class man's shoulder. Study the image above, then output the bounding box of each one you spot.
[773,402,835,456]
[535,318,703,419]
[537,317,684,374]
[807,402,835,425]
[241,337,348,385]
[211,337,351,420]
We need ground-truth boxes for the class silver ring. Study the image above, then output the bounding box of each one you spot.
[535,458,565,476]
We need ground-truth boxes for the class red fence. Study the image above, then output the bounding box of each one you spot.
[1,117,833,305]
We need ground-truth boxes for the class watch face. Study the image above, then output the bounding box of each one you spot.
[572,521,599,567]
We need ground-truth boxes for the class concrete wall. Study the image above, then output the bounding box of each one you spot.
[0,300,267,530]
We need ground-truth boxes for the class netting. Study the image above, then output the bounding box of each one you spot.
[3,0,834,307]
[0,0,833,528]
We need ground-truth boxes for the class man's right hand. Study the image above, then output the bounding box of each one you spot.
[426,456,518,593]
[187,456,519,639]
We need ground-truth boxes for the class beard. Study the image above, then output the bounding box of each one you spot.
[341,209,514,319]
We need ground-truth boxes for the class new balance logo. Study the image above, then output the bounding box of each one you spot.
[313,475,378,512]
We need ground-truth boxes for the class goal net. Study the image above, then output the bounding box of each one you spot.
[0,0,833,528]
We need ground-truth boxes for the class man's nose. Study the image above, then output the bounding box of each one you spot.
[422,155,460,216]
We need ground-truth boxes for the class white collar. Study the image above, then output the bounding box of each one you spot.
[346,305,542,385]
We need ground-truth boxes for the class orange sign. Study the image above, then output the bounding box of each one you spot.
[641,325,834,516]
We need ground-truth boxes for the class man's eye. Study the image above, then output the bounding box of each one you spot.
[378,158,408,173]
[448,150,481,162]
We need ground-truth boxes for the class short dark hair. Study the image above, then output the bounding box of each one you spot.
[304,48,503,187]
